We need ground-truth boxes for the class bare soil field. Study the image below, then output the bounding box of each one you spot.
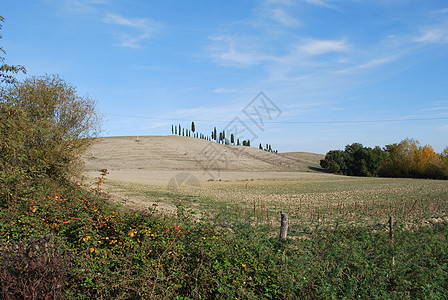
[83,135,326,184]
[82,136,448,228]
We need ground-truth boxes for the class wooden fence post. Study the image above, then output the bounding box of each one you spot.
[280,213,288,240]
[389,215,394,240]
[389,215,395,266]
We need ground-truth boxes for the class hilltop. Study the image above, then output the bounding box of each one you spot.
[82,135,325,185]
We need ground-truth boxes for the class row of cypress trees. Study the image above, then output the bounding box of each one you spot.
[170,122,277,152]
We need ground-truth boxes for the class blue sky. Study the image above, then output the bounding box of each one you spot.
[2,0,448,154]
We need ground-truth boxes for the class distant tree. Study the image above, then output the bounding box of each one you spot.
[214,127,217,141]
[182,128,185,136]
[231,133,235,145]
[247,140,250,147]
[191,121,195,133]
[174,126,177,135]
[237,139,240,146]
[242,140,247,146]
[259,143,263,150]
[379,139,446,179]
[171,125,174,134]
[320,150,348,174]
[269,144,272,152]
[178,124,181,136]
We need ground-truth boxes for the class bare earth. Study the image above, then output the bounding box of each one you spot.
[83,135,326,186]
[82,136,327,213]
[81,136,448,226]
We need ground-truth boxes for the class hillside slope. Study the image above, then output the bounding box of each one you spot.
[83,136,324,173]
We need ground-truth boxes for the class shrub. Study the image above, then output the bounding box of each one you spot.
[0,74,101,181]
[0,235,73,299]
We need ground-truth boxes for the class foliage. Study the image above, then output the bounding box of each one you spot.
[320,143,386,176]
[379,139,447,179]
[0,74,101,181]
[1,174,447,299]
[0,16,26,85]
[321,139,447,179]
[0,235,73,299]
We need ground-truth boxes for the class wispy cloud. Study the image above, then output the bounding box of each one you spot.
[213,88,250,94]
[103,13,160,48]
[267,8,300,27]
[335,55,399,74]
[414,8,448,44]
[49,0,109,14]
[414,28,448,44]
[303,0,332,8]
[180,86,202,92]
[208,35,273,67]
[299,39,350,55]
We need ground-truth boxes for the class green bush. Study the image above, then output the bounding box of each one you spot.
[0,75,101,182]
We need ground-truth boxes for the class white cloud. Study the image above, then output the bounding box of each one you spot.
[208,35,273,67]
[336,55,399,74]
[49,0,109,14]
[268,8,300,27]
[103,13,160,48]
[303,0,331,7]
[180,86,202,92]
[414,28,448,44]
[299,39,350,55]
[213,88,249,94]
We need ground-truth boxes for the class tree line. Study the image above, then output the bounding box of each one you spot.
[320,139,448,179]
[170,122,277,152]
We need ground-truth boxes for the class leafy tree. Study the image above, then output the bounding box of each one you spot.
[379,139,419,178]
[0,16,26,84]
[191,121,195,133]
[321,143,386,176]
[0,74,101,181]
[379,139,446,179]
[231,133,235,145]
[214,127,217,141]
[320,150,348,173]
